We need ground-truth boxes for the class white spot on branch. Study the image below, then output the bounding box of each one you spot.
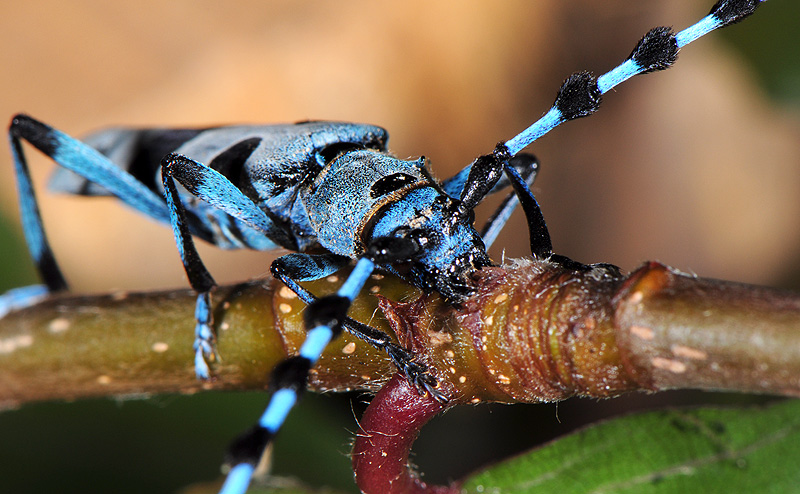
[494,293,508,304]
[652,357,687,373]
[151,342,169,353]
[671,344,708,361]
[630,325,655,340]
[278,286,296,299]
[48,317,70,333]
[0,334,33,354]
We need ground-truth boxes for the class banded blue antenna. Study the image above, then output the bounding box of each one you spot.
[220,255,387,494]
[220,265,373,493]
[504,0,766,156]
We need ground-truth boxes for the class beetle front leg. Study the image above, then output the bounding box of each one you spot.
[221,236,442,494]
[479,153,542,250]
[270,252,443,400]
[499,157,553,259]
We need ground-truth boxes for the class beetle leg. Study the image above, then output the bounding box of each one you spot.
[1,114,170,317]
[479,153,542,251]
[271,253,443,400]
[222,236,441,493]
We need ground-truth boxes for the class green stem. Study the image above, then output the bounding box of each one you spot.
[1,259,799,410]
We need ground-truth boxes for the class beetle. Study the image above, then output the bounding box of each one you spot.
[4,113,545,489]
[0,1,765,493]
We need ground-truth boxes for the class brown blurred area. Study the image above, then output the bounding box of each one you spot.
[1,0,798,294]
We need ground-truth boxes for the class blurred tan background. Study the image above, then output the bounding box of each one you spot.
[1,1,799,295]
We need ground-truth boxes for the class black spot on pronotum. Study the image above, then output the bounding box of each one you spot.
[370,173,418,199]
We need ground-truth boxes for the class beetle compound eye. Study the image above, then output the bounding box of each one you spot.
[370,173,418,199]
[392,226,435,249]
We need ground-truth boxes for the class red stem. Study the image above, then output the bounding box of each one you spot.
[352,373,457,494]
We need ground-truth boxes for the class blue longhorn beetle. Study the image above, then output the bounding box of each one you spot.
[0,1,763,492]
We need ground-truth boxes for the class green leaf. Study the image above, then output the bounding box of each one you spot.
[461,400,800,493]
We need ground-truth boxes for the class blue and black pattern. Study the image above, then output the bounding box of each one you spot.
[0,1,766,493]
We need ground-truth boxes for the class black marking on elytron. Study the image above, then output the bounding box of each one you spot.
[207,137,263,189]
[254,159,317,200]
[127,129,209,192]
[47,128,209,197]
[317,141,368,166]
[629,27,678,73]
